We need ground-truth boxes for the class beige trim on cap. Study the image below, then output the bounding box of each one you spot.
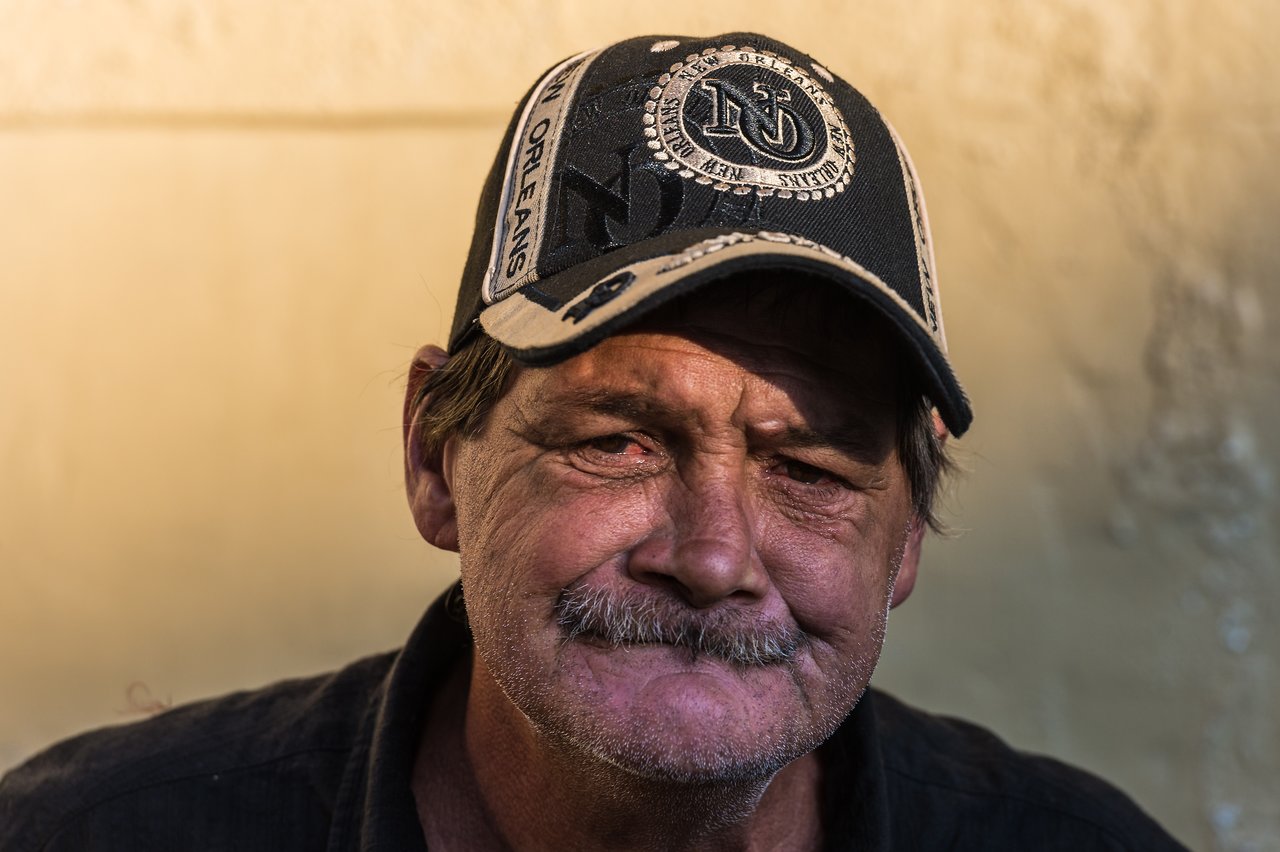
[480,230,942,353]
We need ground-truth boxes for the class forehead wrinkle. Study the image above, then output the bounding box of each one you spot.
[543,386,702,431]
[552,335,752,424]
[511,319,898,453]
[649,323,844,385]
[701,337,897,461]
[642,321,901,420]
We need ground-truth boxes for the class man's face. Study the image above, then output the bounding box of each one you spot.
[431,283,916,783]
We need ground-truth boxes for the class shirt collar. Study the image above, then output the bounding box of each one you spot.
[328,584,470,851]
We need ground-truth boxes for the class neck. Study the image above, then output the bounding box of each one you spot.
[413,653,824,852]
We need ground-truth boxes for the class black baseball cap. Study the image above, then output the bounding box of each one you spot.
[448,32,972,437]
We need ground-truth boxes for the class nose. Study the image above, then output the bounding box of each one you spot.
[626,468,766,608]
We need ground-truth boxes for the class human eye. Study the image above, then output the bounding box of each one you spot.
[582,434,650,456]
[763,456,864,521]
[565,432,665,479]
[777,458,844,487]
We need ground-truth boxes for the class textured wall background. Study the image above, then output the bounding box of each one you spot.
[2,2,1277,849]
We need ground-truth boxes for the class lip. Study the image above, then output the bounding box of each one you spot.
[569,632,700,658]
[551,637,816,730]
[554,595,805,668]
[561,630,797,676]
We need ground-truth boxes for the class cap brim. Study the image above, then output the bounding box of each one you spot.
[479,228,972,437]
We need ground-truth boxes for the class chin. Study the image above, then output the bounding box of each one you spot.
[482,620,879,786]
[578,729,803,786]
[535,694,829,787]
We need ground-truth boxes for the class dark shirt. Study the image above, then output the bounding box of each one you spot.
[0,586,1188,850]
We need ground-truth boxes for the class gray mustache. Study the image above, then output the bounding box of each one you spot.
[554,586,804,667]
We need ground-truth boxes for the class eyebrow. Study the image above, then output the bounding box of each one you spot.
[545,388,698,429]
[534,388,891,461]
[752,423,892,464]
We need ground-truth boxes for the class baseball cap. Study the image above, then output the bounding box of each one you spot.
[448,32,973,437]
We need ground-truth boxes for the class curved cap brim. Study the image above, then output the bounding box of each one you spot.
[478,228,972,437]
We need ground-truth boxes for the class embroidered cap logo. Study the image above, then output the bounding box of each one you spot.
[700,79,815,162]
[645,46,854,200]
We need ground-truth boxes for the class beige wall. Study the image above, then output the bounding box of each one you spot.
[3,2,1278,848]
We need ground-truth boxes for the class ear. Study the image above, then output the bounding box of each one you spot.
[890,515,925,608]
[404,344,460,552]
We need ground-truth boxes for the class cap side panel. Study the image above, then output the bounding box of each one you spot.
[483,49,601,304]
[448,94,529,352]
[883,117,946,351]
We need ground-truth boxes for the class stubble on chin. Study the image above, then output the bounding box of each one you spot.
[459,562,895,787]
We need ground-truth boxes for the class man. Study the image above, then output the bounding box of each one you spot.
[1,32,1184,850]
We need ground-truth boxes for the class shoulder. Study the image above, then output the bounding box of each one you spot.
[0,652,395,852]
[866,690,1189,851]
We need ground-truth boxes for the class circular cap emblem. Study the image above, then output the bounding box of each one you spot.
[643,46,854,200]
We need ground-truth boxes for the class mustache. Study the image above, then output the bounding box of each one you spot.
[554,585,805,667]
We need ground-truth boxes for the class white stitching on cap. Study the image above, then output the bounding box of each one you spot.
[883,117,944,343]
[650,40,680,52]
[655,231,853,275]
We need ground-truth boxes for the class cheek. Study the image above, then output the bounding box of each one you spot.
[457,464,667,597]
[755,512,902,647]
